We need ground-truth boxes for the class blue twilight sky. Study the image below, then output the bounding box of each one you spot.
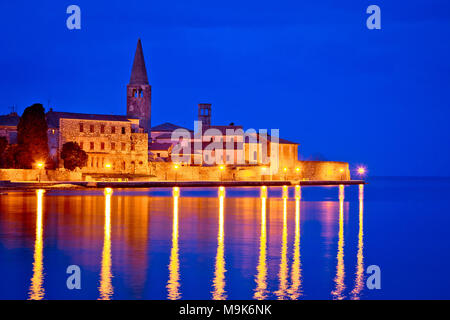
[0,0,449,176]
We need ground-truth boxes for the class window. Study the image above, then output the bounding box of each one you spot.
[100,125,105,134]
[156,153,161,157]
[121,143,126,151]
[253,151,257,161]
[80,142,84,149]
[131,143,135,151]
[90,142,94,150]
[139,161,143,165]
[111,126,116,134]
[101,142,105,150]
[79,123,84,132]
[122,161,126,170]
[122,127,126,134]
[111,142,115,150]
[90,125,94,133]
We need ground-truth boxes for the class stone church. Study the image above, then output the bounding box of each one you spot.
[0,39,351,181]
[46,39,152,175]
[0,39,152,175]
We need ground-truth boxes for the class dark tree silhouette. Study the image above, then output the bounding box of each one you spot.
[2,144,20,168]
[17,103,49,168]
[61,142,88,171]
[0,137,8,168]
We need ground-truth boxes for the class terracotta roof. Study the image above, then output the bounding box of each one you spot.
[148,142,173,151]
[0,113,20,127]
[151,122,193,132]
[247,134,298,145]
[202,125,243,135]
[46,111,136,128]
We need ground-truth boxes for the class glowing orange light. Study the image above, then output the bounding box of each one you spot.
[283,167,287,172]
[172,187,180,197]
[105,163,111,169]
[339,168,344,173]
[36,162,44,169]
[282,185,288,199]
[357,167,366,175]
[295,167,300,172]
[104,188,113,195]
[219,165,225,171]
[174,164,179,170]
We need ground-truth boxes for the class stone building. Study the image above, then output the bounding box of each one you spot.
[0,38,351,181]
[0,112,20,144]
[151,103,301,172]
[41,39,152,175]
[46,111,148,175]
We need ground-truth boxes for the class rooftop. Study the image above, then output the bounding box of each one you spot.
[46,111,138,128]
[151,122,193,132]
[0,113,20,127]
[148,142,173,151]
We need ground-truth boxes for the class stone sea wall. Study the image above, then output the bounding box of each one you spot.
[0,169,82,182]
[149,160,350,181]
[0,161,350,182]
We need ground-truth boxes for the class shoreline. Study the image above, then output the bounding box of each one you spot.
[0,180,365,191]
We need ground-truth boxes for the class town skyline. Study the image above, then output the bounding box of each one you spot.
[1,1,450,176]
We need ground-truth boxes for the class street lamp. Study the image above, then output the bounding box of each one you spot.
[174,164,179,182]
[219,165,225,181]
[295,167,300,179]
[261,166,267,181]
[36,162,44,183]
[357,167,366,180]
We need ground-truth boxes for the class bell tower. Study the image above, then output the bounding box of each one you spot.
[198,103,211,126]
[127,39,151,133]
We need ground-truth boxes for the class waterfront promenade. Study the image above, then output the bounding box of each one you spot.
[0,180,365,190]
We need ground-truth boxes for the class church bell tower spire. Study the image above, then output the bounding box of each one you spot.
[127,38,151,133]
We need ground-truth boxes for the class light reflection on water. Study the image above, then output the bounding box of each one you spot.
[211,187,227,300]
[253,188,267,300]
[351,184,365,300]
[28,189,45,300]
[167,187,181,300]
[331,185,346,300]
[1,185,373,300]
[98,188,113,300]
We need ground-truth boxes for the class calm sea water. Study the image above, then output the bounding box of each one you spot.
[1,177,450,300]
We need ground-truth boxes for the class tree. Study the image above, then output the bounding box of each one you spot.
[17,103,49,168]
[61,142,88,171]
[0,137,8,168]
[2,144,20,168]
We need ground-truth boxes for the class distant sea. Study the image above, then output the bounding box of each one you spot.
[0,176,449,299]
